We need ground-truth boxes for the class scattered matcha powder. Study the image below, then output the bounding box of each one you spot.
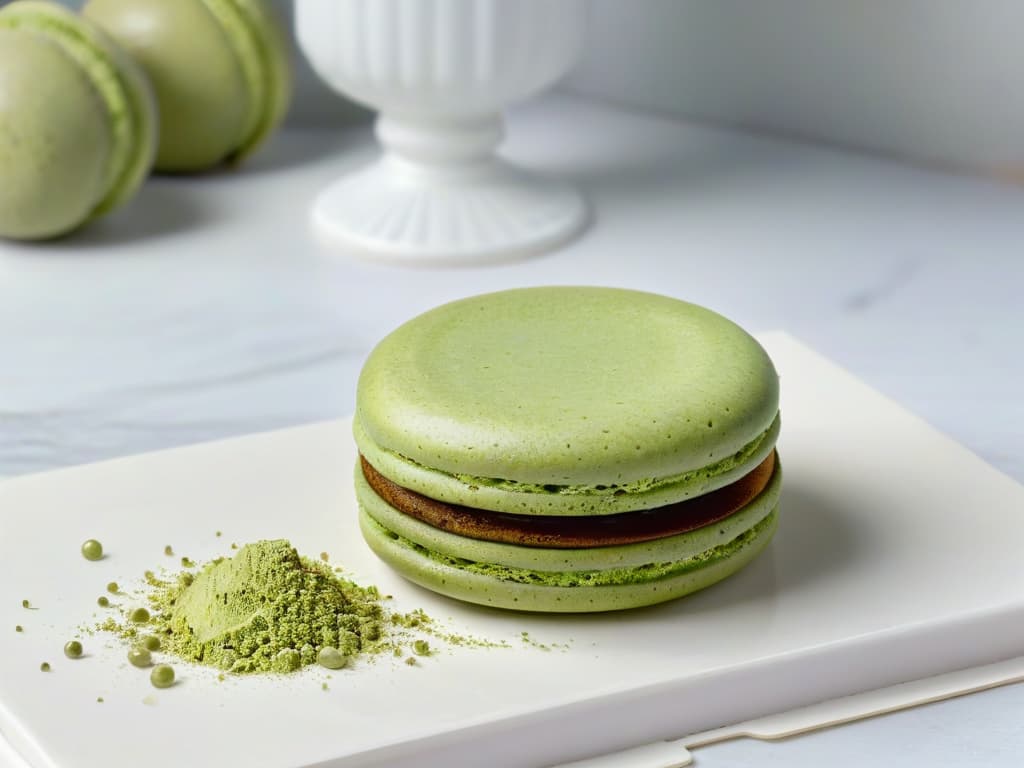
[103,540,395,675]
[96,539,509,678]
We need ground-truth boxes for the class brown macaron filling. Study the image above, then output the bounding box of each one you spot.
[359,451,777,549]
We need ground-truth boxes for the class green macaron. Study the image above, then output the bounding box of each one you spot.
[83,0,292,173]
[354,287,782,612]
[0,0,156,240]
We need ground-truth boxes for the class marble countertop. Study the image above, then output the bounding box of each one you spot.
[1,94,1021,767]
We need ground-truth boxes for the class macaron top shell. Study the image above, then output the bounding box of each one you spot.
[356,287,779,491]
[0,0,156,239]
[83,0,291,172]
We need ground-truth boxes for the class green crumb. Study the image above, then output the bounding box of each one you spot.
[40,662,50,672]
[143,570,155,581]
[150,664,175,689]
[413,640,430,657]
[97,596,110,608]
[81,539,103,561]
[21,600,30,609]
[217,673,225,682]
[319,552,329,562]
[128,607,150,624]
[106,582,119,594]
[164,545,174,556]
[272,648,302,673]
[96,697,104,703]
[404,656,417,666]
[230,543,238,550]
[15,625,23,633]
[181,557,195,568]
[317,646,347,670]
[216,531,222,538]
[64,640,83,659]
[321,682,328,691]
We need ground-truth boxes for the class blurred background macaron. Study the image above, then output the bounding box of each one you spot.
[83,0,293,173]
[0,0,157,240]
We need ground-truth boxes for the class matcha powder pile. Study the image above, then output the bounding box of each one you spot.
[130,540,391,674]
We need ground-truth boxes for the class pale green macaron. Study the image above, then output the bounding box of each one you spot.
[0,0,156,240]
[84,0,292,172]
[355,287,782,612]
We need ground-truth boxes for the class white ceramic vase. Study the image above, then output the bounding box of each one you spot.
[296,0,588,265]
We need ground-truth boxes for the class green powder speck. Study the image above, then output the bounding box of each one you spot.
[21,600,30,609]
[40,662,50,672]
[164,545,174,556]
[181,557,195,568]
[404,656,416,666]
[15,625,23,633]
[96,697,104,703]
[413,640,430,656]
[216,531,222,538]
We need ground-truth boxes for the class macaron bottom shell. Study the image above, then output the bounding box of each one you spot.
[357,497,779,613]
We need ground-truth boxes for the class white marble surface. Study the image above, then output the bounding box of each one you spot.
[0,94,1021,767]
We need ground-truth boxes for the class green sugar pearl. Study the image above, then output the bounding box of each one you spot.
[40,662,50,672]
[106,582,119,594]
[97,596,110,608]
[128,647,152,668]
[128,607,151,623]
[140,635,161,652]
[316,646,348,670]
[150,664,175,689]
[63,640,83,659]
[81,539,104,561]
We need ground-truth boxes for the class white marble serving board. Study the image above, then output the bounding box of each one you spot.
[1,333,1022,768]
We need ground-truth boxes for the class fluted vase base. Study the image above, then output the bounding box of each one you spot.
[312,156,587,266]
